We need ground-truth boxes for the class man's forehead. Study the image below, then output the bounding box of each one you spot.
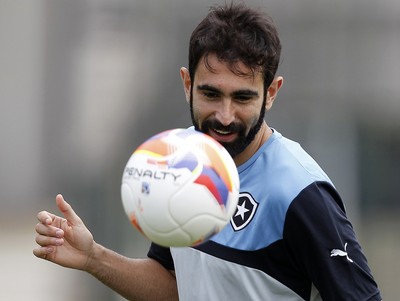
[198,53,261,79]
[193,56,263,89]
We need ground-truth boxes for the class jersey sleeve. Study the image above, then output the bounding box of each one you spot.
[147,243,175,271]
[284,181,381,301]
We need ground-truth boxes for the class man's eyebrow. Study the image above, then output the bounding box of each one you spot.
[232,89,259,97]
[197,84,221,93]
[197,85,259,97]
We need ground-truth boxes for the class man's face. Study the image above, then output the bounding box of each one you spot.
[187,54,266,158]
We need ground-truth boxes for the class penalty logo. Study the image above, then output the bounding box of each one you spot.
[231,192,258,231]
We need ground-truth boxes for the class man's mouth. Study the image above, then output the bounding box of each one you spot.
[215,128,231,135]
[209,128,237,143]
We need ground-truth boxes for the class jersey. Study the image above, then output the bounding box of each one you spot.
[148,129,381,301]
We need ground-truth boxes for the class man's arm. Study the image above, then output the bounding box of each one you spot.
[33,194,178,301]
[284,182,382,301]
[85,244,177,301]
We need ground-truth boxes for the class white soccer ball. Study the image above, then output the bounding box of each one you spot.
[121,128,240,247]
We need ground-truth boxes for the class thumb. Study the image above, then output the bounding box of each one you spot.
[56,194,82,225]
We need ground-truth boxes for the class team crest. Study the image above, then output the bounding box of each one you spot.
[230,192,258,231]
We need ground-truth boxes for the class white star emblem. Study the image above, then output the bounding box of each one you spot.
[230,193,258,231]
[235,201,249,220]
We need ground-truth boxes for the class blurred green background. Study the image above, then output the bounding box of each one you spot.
[1,0,399,300]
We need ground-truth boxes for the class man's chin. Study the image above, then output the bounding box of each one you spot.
[220,141,247,158]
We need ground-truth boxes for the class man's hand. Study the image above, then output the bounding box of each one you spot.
[33,194,94,270]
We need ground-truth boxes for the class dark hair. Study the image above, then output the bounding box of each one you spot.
[188,2,281,89]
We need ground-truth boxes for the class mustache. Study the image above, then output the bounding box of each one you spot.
[202,119,244,133]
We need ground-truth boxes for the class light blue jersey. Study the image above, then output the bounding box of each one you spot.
[212,129,332,250]
[148,130,381,301]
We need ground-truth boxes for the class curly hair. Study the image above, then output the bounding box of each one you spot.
[188,2,281,90]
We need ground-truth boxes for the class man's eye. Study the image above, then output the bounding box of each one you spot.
[203,92,219,99]
[235,95,253,102]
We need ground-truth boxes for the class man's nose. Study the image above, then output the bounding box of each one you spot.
[215,99,236,126]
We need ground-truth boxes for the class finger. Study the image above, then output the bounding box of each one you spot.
[33,246,54,259]
[35,222,64,238]
[56,194,82,225]
[35,233,64,248]
[37,211,56,225]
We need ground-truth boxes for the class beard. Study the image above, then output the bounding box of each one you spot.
[190,96,266,158]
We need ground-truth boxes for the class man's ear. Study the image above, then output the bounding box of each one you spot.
[265,76,283,110]
[180,67,191,103]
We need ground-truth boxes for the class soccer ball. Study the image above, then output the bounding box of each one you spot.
[121,128,240,247]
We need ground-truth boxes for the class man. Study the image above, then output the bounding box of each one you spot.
[34,3,382,300]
